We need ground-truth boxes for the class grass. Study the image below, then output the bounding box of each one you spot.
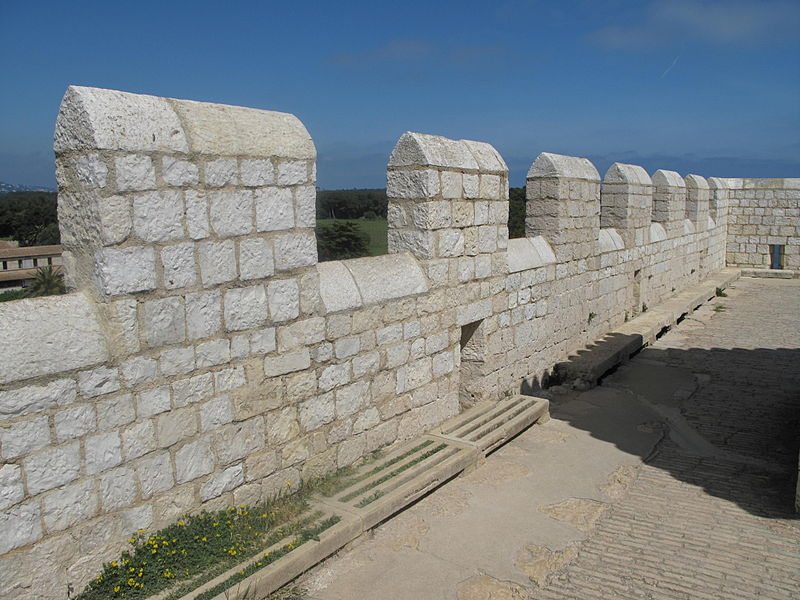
[0,288,27,302]
[76,495,311,600]
[317,218,387,256]
[715,287,728,297]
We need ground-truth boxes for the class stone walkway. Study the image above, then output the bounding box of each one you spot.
[301,277,800,600]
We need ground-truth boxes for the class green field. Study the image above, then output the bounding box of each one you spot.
[317,218,388,256]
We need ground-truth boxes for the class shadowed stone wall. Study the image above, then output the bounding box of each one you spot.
[0,86,787,599]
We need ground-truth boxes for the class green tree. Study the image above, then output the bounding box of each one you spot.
[508,187,526,239]
[25,266,66,298]
[316,221,370,262]
[0,191,60,246]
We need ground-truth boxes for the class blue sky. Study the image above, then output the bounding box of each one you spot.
[1,0,798,188]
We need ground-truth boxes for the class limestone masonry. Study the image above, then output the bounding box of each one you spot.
[0,87,797,599]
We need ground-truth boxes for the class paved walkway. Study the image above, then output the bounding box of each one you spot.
[302,277,800,600]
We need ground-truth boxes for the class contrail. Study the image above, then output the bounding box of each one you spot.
[661,55,680,78]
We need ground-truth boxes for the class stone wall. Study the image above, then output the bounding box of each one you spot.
[725,178,800,271]
[0,86,737,599]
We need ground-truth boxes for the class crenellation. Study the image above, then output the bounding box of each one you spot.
[0,86,795,598]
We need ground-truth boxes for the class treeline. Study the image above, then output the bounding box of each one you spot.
[317,189,387,219]
[0,186,527,251]
[0,191,60,246]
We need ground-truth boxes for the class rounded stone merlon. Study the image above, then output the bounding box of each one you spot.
[598,228,625,253]
[652,169,686,188]
[317,261,364,314]
[707,177,729,190]
[603,162,652,186]
[54,86,315,160]
[389,132,507,173]
[527,152,600,182]
[684,174,709,189]
[343,252,429,306]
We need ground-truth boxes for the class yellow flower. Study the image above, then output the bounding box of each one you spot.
[113,585,121,593]
[111,560,119,568]
[177,520,186,526]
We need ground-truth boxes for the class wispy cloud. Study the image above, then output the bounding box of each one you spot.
[661,55,680,78]
[589,1,800,50]
[331,39,505,69]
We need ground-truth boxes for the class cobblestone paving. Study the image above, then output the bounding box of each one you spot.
[538,278,800,600]
[304,278,799,600]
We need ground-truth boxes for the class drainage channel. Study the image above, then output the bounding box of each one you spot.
[172,395,550,600]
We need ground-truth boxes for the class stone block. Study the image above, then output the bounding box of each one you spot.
[224,285,269,331]
[115,154,155,191]
[161,242,197,289]
[157,406,197,448]
[140,297,186,347]
[295,185,316,228]
[136,451,174,498]
[0,416,50,459]
[172,373,214,407]
[274,231,317,270]
[159,346,196,377]
[0,379,76,418]
[100,466,137,511]
[267,278,300,322]
[85,431,123,474]
[0,464,24,511]
[96,246,157,295]
[263,349,310,377]
[96,393,135,430]
[185,290,222,341]
[120,356,158,387]
[121,420,156,460]
[201,464,244,501]
[240,159,275,187]
[195,339,231,368]
[23,442,80,495]
[54,404,96,442]
[277,160,309,185]
[239,237,275,280]
[200,396,234,431]
[0,500,41,554]
[205,158,238,187]
[198,240,237,287]
[175,437,215,483]
[162,156,199,186]
[255,187,294,231]
[97,195,132,245]
[78,366,120,399]
[185,190,210,240]
[214,418,266,465]
[209,190,254,237]
[132,190,184,242]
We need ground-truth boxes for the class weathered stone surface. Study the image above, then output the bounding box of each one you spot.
[0,416,50,459]
[23,442,81,495]
[209,190,254,237]
[96,246,157,295]
[528,152,599,181]
[255,187,294,231]
[239,237,275,280]
[344,253,428,305]
[0,500,41,554]
[267,278,300,322]
[264,349,311,377]
[132,190,184,242]
[175,437,215,483]
[198,240,237,287]
[140,297,186,348]
[0,464,24,511]
[42,479,98,532]
[201,464,244,501]
[274,231,317,271]
[224,285,269,331]
[0,295,108,386]
[186,290,222,341]
[317,261,363,313]
[84,432,122,474]
[161,242,197,289]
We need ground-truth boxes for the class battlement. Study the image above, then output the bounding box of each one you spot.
[0,87,796,598]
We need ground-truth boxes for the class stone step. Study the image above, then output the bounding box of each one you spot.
[553,268,740,388]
